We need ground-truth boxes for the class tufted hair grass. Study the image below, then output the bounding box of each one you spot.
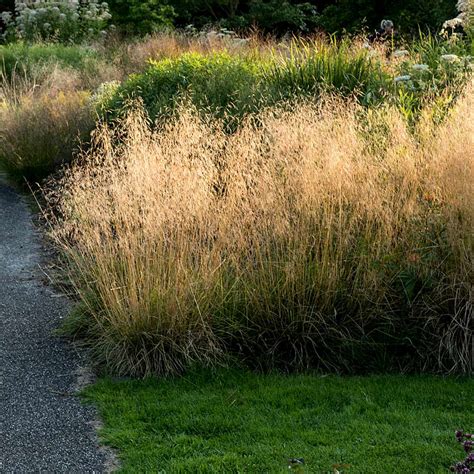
[46,80,474,377]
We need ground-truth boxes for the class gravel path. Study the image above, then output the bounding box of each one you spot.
[0,178,107,473]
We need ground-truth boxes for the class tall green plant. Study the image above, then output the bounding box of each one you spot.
[107,0,176,35]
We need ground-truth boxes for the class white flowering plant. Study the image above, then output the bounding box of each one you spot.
[2,1,112,43]
[392,41,473,124]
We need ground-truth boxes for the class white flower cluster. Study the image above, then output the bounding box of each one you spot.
[184,25,251,49]
[392,49,409,58]
[442,0,472,34]
[3,1,112,43]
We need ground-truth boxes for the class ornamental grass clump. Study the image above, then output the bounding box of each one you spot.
[47,83,473,377]
[0,68,94,182]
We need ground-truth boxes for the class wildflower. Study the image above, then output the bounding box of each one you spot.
[43,22,51,29]
[1,11,12,22]
[412,64,430,72]
[464,440,474,452]
[441,54,460,63]
[393,49,409,58]
[443,17,464,30]
[395,75,411,83]
[59,13,66,21]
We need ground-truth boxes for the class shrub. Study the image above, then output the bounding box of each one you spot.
[2,1,112,44]
[107,43,388,126]
[265,40,389,104]
[105,32,230,76]
[48,83,473,377]
[0,87,94,182]
[316,0,457,35]
[152,0,457,35]
[107,0,175,36]
[243,1,318,33]
[108,51,265,127]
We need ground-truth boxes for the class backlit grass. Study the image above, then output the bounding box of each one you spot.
[48,86,474,377]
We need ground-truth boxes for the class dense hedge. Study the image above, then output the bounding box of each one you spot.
[106,0,457,36]
[0,0,458,38]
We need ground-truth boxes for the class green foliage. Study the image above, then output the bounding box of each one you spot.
[0,42,102,79]
[2,1,112,44]
[107,0,176,35]
[316,0,457,35]
[2,0,455,39]
[109,51,266,125]
[244,0,318,33]
[392,33,473,124]
[38,0,453,37]
[265,40,389,104]
[386,0,458,34]
[85,370,474,472]
[108,44,388,126]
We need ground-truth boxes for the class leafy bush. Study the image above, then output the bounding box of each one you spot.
[2,1,112,44]
[107,43,387,126]
[166,0,457,35]
[1,42,99,77]
[108,51,265,126]
[107,0,175,36]
[452,431,474,473]
[391,34,473,123]
[242,0,318,33]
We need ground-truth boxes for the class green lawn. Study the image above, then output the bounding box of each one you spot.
[84,369,473,473]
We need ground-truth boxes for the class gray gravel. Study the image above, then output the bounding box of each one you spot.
[0,178,107,473]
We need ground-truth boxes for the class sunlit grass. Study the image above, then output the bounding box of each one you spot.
[85,369,474,473]
[48,83,474,377]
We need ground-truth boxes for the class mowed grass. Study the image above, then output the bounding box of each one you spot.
[84,370,473,473]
